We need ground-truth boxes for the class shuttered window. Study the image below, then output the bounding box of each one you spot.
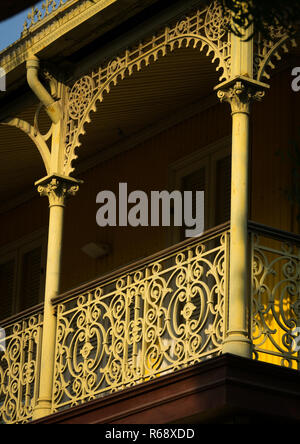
[0,259,15,320]
[19,246,43,312]
[0,235,46,321]
[179,151,231,237]
[181,167,206,240]
[215,154,231,225]
[177,150,231,330]
[179,152,231,241]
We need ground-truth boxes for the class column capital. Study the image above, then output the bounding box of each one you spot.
[35,174,82,207]
[215,76,269,114]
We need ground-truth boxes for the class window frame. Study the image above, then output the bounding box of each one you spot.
[0,250,18,317]
[0,229,47,320]
[210,145,232,227]
[168,136,231,245]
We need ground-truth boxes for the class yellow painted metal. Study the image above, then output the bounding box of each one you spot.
[251,229,300,369]
[26,55,62,125]
[0,0,298,425]
[230,25,253,78]
[0,312,43,424]
[51,228,229,411]
[225,105,252,357]
[1,223,299,423]
[1,117,51,174]
[1,0,119,76]
[216,45,267,358]
[63,4,232,175]
[32,176,80,420]
[25,47,82,420]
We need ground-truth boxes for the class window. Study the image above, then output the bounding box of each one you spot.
[168,136,231,244]
[214,151,231,226]
[166,138,232,355]
[0,257,15,320]
[0,231,47,321]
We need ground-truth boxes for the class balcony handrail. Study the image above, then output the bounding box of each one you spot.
[52,221,231,306]
[0,302,44,328]
[250,220,300,369]
[1,220,298,423]
[0,307,44,424]
[51,222,229,411]
[248,220,300,245]
[0,221,294,324]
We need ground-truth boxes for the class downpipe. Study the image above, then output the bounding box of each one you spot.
[26,54,61,124]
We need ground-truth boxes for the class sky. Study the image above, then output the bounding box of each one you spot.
[0,2,43,51]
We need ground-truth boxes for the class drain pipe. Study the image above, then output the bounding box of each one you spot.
[26,54,66,420]
[26,54,61,124]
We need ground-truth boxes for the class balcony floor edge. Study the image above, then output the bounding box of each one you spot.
[30,354,300,424]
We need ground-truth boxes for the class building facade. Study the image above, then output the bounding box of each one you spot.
[0,0,299,424]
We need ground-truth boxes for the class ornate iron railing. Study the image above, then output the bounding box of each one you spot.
[51,224,229,411]
[0,307,43,424]
[1,222,299,423]
[22,0,72,35]
[250,222,300,369]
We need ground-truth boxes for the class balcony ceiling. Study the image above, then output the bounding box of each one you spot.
[0,46,220,207]
[0,0,299,210]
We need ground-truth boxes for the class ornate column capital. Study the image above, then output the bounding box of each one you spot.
[35,174,82,207]
[215,76,268,114]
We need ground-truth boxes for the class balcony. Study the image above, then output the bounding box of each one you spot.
[0,222,299,424]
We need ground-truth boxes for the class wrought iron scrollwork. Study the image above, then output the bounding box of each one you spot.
[251,231,300,369]
[0,314,43,424]
[52,230,229,411]
[64,3,232,175]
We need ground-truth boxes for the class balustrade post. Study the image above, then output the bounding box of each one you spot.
[32,174,80,420]
[216,77,266,358]
[215,27,268,357]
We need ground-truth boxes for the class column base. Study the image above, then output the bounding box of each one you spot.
[222,334,252,359]
[32,398,52,421]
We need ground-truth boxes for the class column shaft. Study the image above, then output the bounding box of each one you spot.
[33,175,80,420]
[224,108,251,357]
[217,79,266,358]
[34,203,64,418]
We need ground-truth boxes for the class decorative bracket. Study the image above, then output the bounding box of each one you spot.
[254,28,298,82]
[1,117,51,174]
[63,2,232,176]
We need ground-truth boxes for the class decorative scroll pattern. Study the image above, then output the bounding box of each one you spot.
[64,2,232,175]
[52,230,229,411]
[23,0,71,35]
[0,314,43,424]
[251,232,300,369]
[254,28,297,81]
